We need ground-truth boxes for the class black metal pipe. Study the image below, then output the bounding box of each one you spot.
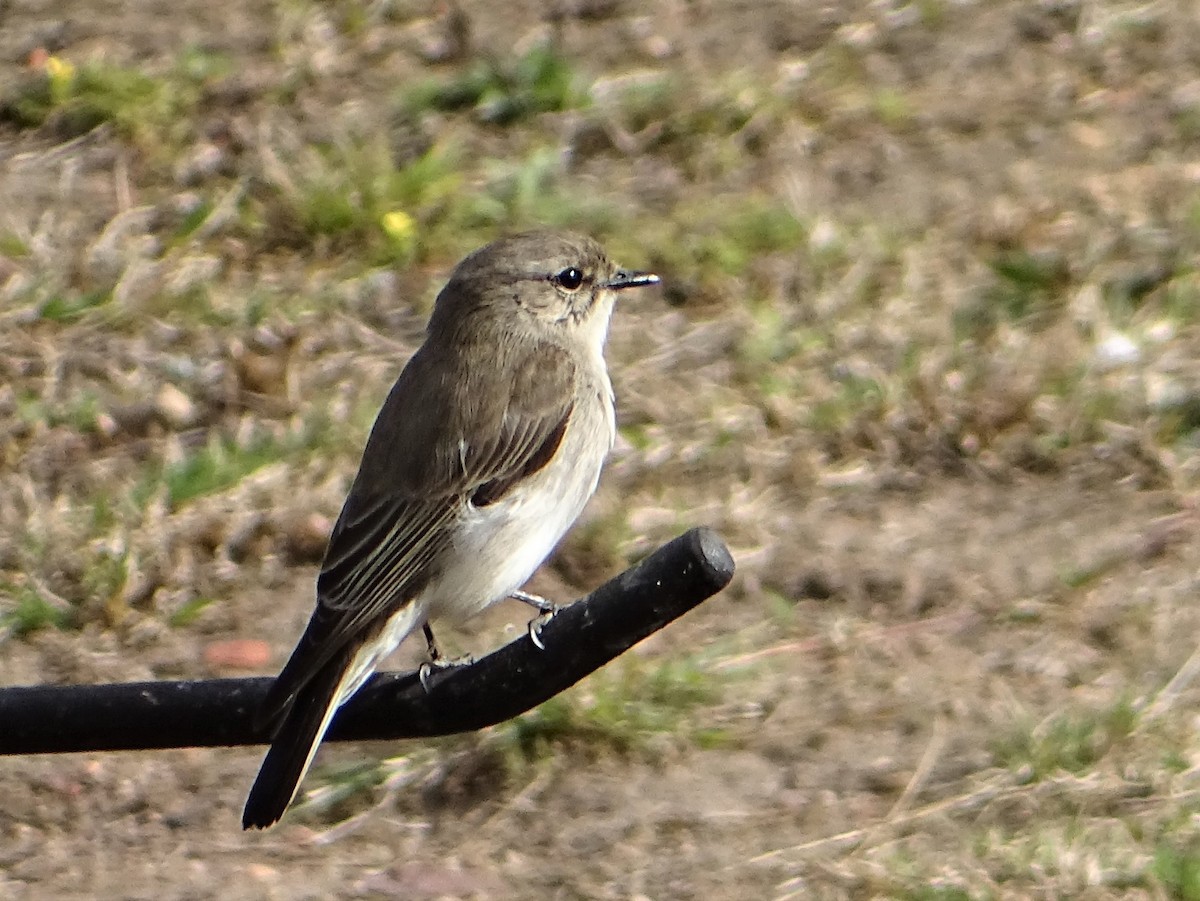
[0,527,734,755]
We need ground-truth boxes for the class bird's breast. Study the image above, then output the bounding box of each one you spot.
[424,385,614,622]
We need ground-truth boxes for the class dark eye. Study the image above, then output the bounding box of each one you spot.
[554,267,584,291]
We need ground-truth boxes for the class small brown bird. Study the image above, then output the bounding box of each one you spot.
[242,231,658,828]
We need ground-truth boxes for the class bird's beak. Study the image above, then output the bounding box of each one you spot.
[605,270,660,291]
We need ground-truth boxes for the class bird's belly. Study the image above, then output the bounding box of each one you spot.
[424,405,611,622]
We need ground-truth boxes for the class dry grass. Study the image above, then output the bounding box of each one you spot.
[2,0,1200,898]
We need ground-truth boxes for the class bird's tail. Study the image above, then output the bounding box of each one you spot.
[242,650,351,830]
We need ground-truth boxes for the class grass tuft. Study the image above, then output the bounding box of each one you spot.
[2,49,229,153]
[402,43,588,125]
[993,698,1138,781]
[504,656,721,761]
[0,584,72,636]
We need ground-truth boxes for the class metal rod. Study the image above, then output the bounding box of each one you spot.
[0,527,734,755]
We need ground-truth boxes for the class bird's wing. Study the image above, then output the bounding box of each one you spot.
[258,339,577,726]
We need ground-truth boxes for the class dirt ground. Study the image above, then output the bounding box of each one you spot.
[2,1,1200,899]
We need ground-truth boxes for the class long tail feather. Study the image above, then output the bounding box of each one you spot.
[244,601,426,829]
[242,651,350,830]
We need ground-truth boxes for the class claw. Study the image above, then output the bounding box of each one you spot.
[527,606,559,651]
[417,653,475,693]
[529,618,546,650]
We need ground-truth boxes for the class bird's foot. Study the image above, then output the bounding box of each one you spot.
[418,654,474,693]
[418,623,472,692]
[509,593,559,651]
[510,589,561,651]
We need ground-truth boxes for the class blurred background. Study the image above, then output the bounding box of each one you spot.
[2,0,1199,897]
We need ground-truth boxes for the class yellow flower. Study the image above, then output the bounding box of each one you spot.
[44,55,75,84]
[44,55,76,103]
[381,210,417,245]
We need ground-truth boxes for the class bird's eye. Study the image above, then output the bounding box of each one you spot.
[554,267,584,291]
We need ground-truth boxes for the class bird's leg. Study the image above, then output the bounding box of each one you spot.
[510,589,557,613]
[417,623,473,692]
[423,623,442,662]
[510,590,560,651]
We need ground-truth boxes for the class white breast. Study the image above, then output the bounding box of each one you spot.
[424,374,615,622]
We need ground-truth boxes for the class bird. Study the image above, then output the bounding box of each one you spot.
[242,230,659,828]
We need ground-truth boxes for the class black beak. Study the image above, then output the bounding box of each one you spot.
[606,270,660,291]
